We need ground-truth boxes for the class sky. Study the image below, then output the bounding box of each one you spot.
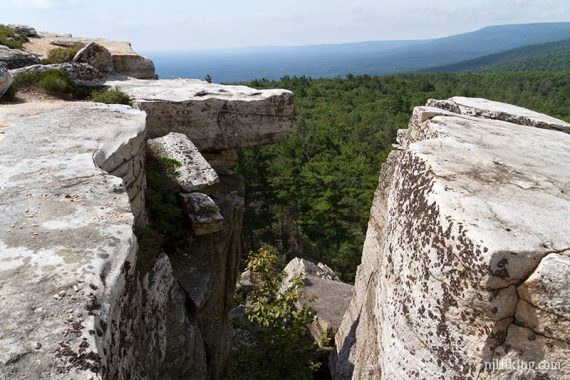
[2,0,570,51]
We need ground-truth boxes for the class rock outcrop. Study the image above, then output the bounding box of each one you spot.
[23,32,155,79]
[0,102,147,378]
[332,98,570,379]
[0,46,294,380]
[284,258,354,344]
[0,46,40,69]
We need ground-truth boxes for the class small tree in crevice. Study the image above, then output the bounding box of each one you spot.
[228,247,320,380]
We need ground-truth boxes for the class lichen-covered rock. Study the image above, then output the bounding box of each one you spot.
[106,78,295,150]
[0,46,40,69]
[0,65,12,98]
[10,62,106,86]
[147,132,219,192]
[332,98,570,379]
[73,41,115,74]
[0,101,146,379]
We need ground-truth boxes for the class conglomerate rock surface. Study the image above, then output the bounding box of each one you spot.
[332,98,570,379]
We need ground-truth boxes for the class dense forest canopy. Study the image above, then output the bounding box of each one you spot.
[237,71,570,282]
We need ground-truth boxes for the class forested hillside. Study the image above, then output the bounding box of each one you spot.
[238,72,570,281]
[429,38,570,72]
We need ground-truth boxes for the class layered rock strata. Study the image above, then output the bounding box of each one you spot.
[332,98,570,379]
[105,78,294,150]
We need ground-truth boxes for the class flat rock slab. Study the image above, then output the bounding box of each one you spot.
[427,96,570,134]
[147,132,219,192]
[0,102,146,379]
[106,78,294,151]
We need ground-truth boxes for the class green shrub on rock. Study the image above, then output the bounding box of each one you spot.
[42,47,80,64]
[90,87,131,105]
[0,25,28,49]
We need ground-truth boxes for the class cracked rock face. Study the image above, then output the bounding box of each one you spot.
[106,78,294,151]
[332,98,570,379]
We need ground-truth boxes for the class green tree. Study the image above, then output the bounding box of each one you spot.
[228,247,319,380]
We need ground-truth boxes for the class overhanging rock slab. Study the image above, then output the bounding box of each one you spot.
[106,78,294,151]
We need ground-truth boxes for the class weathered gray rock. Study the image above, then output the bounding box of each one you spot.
[73,41,115,74]
[106,78,295,150]
[284,258,353,343]
[332,98,570,379]
[147,132,219,192]
[0,47,40,69]
[7,24,39,37]
[0,101,146,378]
[10,62,106,86]
[180,192,225,237]
[0,65,12,98]
[50,39,87,49]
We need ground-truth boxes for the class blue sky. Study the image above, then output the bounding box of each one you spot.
[2,0,570,51]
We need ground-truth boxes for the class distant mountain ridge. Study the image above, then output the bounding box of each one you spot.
[425,38,570,72]
[146,22,570,82]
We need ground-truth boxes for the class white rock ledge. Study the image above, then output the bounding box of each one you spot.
[106,78,294,151]
[0,102,146,379]
[333,98,570,380]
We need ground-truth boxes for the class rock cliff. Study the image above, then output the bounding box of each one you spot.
[332,97,570,379]
[0,27,294,379]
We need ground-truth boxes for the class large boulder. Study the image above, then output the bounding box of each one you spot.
[73,41,115,74]
[283,258,353,343]
[0,46,40,69]
[0,65,12,98]
[332,98,570,379]
[9,63,106,86]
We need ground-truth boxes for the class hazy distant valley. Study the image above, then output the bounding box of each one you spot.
[145,22,570,82]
